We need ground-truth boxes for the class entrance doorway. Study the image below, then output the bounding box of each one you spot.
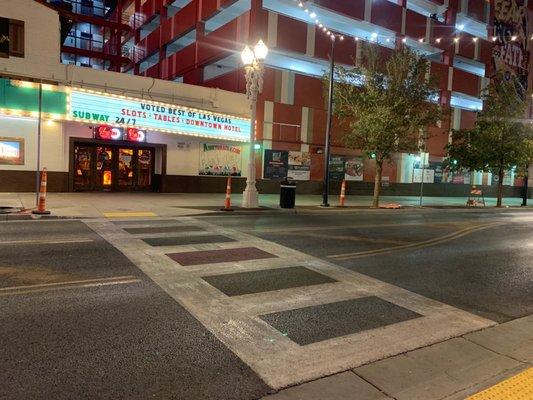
[73,143,155,191]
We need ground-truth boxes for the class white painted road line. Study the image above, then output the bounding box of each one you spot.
[0,238,94,245]
[0,275,141,296]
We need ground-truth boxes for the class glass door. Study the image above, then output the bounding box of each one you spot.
[118,148,134,190]
[136,149,153,190]
[73,145,93,191]
[95,146,113,191]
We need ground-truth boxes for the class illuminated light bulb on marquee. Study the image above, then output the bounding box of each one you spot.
[111,128,122,140]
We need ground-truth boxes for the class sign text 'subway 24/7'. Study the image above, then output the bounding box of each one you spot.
[69,89,250,142]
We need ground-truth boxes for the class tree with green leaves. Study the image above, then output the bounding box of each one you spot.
[328,44,442,207]
[446,75,533,207]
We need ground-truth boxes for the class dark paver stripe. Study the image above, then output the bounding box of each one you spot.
[167,247,277,266]
[124,225,205,234]
[143,235,235,247]
[260,296,422,346]
[202,266,337,296]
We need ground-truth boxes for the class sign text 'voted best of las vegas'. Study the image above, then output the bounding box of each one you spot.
[70,90,250,141]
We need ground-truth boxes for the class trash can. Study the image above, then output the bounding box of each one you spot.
[280,179,296,209]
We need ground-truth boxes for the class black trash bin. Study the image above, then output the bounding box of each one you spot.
[280,179,296,209]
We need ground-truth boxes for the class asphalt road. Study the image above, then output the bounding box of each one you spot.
[0,208,531,399]
[204,209,533,323]
[0,220,270,400]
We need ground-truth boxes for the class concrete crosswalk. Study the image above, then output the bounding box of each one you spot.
[87,217,497,389]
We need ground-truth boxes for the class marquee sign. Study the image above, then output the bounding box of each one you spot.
[70,90,250,142]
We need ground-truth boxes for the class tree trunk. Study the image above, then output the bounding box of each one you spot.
[372,161,383,208]
[496,167,504,208]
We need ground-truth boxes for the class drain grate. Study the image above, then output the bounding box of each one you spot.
[0,207,22,214]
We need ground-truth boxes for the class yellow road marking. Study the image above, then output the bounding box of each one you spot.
[0,238,93,245]
[292,231,410,246]
[245,221,468,234]
[104,211,157,218]
[0,275,141,296]
[466,367,533,400]
[328,222,502,260]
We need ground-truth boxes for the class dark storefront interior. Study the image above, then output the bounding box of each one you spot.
[71,140,164,192]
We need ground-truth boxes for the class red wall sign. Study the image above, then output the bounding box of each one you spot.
[125,127,146,142]
[93,125,146,142]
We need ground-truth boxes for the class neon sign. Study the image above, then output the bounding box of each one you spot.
[94,125,146,142]
[125,127,146,142]
[71,90,250,142]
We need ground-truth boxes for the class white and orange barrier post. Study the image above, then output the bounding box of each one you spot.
[221,176,234,211]
[339,179,346,207]
[32,168,51,215]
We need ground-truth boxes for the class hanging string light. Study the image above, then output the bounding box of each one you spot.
[292,0,486,47]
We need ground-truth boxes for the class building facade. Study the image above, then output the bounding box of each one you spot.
[0,0,531,195]
[0,0,254,193]
[102,0,532,194]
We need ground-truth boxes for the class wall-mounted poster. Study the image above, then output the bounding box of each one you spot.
[413,168,435,183]
[199,143,242,176]
[492,0,529,98]
[430,162,444,183]
[345,157,364,181]
[264,149,289,179]
[0,138,24,165]
[329,155,345,181]
[288,151,311,180]
[451,170,471,184]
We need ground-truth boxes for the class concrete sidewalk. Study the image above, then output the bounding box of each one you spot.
[263,315,533,400]
[0,192,528,218]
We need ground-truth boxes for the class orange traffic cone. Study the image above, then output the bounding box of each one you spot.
[221,176,234,211]
[339,179,346,207]
[32,168,51,215]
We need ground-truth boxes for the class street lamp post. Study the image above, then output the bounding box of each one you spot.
[241,40,268,208]
[322,35,336,207]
